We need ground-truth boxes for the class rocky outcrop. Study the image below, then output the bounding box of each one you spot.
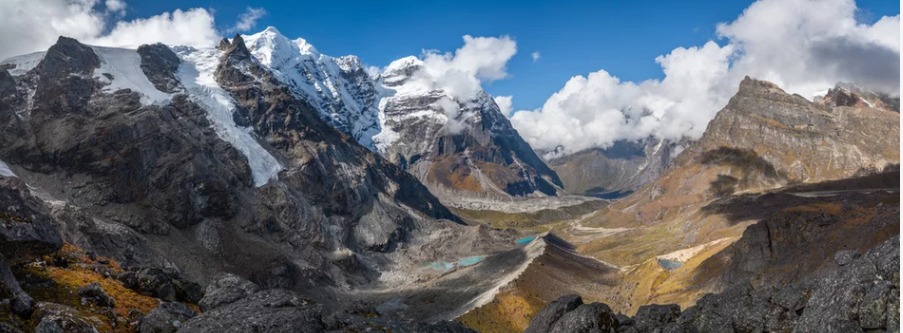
[524,294,583,333]
[179,288,325,333]
[197,273,260,311]
[31,302,100,333]
[0,170,63,317]
[530,236,899,333]
[136,43,182,93]
[118,267,203,304]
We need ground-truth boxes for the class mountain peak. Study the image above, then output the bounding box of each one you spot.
[737,76,785,95]
[262,25,281,35]
[816,83,901,112]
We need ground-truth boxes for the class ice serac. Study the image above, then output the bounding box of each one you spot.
[374,57,563,205]
[241,27,382,150]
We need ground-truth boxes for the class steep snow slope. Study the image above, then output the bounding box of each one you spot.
[92,47,173,105]
[242,27,382,150]
[175,46,284,187]
[0,52,45,76]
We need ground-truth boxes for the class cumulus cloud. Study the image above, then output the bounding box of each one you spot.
[0,0,266,60]
[510,0,900,157]
[531,51,541,62]
[393,35,517,101]
[493,95,514,116]
[91,8,220,49]
[229,7,266,33]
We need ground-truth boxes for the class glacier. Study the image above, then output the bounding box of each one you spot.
[176,46,284,187]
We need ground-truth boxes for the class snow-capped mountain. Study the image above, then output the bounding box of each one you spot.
[241,27,382,149]
[239,28,563,205]
[0,35,540,330]
[374,56,563,204]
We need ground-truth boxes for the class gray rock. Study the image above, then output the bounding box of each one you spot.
[32,302,99,333]
[627,304,681,332]
[139,302,196,333]
[0,323,23,333]
[525,294,583,333]
[197,273,260,311]
[0,176,64,318]
[137,43,182,93]
[409,320,478,333]
[77,282,115,308]
[178,289,324,333]
[119,268,203,304]
[833,250,859,266]
[549,302,618,333]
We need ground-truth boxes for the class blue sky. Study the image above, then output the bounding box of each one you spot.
[122,0,897,111]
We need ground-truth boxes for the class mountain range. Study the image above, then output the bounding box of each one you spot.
[0,27,898,333]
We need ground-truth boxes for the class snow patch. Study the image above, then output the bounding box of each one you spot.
[175,46,283,187]
[91,47,172,105]
[0,159,16,178]
[1,52,45,76]
[657,238,731,262]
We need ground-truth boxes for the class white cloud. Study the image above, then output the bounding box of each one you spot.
[392,35,517,101]
[105,0,125,15]
[494,95,514,117]
[91,8,220,49]
[0,0,268,60]
[229,7,266,33]
[510,0,900,157]
[531,51,541,62]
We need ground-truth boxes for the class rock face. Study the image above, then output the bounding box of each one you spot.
[0,165,63,317]
[530,236,899,333]
[237,28,562,205]
[546,137,687,198]
[604,77,899,227]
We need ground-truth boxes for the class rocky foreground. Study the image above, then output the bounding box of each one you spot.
[527,235,899,333]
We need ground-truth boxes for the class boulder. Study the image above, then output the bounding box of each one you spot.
[197,273,260,311]
[525,294,583,333]
[138,302,196,333]
[549,302,618,333]
[77,282,115,308]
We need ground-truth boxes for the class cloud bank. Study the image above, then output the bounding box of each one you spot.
[510,0,900,157]
[0,0,262,60]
